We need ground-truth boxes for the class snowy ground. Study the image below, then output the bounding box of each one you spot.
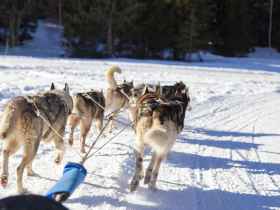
[0,49,280,210]
[1,20,280,210]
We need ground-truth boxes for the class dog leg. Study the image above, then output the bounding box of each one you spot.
[96,119,106,138]
[17,139,39,195]
[127,106,136,123]
[144,152,157,185]
[53,137,66,165]
[130,136,145,193]
[1,140,20,189]
[148,155,164,191]
[108,109,120,133]
[68,115,80,146]
[80,119,91,153]
[26,162,36,176]
[1,149,10,189]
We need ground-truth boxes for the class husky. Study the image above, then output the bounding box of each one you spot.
[104,66,135,133]
[161,81,187,100]
[130,85,191,192]
[131,81,187,104]
[67,89,106,153]
[131,82,161,103]
[0,83,73,194]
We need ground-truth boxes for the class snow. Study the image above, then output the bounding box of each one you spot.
[0,20,280,209]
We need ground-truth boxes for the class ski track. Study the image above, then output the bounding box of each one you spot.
[0,55,280,210]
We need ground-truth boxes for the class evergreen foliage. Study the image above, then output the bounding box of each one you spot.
[0,0,280,58]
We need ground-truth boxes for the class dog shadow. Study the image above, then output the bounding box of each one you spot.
[178,138,262,151]
[168,150,280,175]
[186,127,280,139]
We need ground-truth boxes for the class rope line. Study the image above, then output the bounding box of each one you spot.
[79,118,111,165]
[82,93,106,111]
[33,104,83,159]
[85,115,141,161]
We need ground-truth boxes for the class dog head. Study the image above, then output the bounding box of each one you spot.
[175,87,192,112]
[132,83,162,103]
[48,83,73,115]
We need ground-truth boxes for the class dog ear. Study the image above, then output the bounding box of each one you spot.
[185,87,189,96]
[131,79,133,85]
[101,89,103,94]
[156,86,162,94]
[142,84,149,96]
[64,83,70,94]
[91,89,93,91]
[124,79,126,83]
[50,83,55,90]
[158,82,160,86]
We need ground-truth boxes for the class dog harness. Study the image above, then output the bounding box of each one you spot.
[26,94,62,138]
[82,93,102,118]
[139,98,184,118]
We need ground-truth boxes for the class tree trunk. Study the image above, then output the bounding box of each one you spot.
[9,13,15,47]
[15,13,22,45]
[107,21,113,58]
[4,22,8,45]
[188,8,195,62]
[269,0,273,55]
[173,47,180,60]
[59,0,62,35]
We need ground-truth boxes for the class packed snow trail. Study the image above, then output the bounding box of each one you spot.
[0,51,280,209]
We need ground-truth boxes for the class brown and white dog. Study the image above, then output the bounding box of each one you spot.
[130,85,191,192]
[67,89,106,153]
[104,66,135,133]
[0,83,73,194]
[131,81,189,104]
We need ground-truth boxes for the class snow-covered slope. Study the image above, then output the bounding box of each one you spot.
[0,50,280,210]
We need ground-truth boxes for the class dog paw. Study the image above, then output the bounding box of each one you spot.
[27,170,37,177]
[17,188,28,195]
[140,170,144,178]
[130,176,141,193]
[108,129,112,133]
[80,149,86,154]
[54,159,61,165]
[148,184,157,191]
[100,133,106,138]
[144,173,151,185]
[0,175,8,189]
[68,139,73,147]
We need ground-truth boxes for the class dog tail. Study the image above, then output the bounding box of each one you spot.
[106,66,122,91]
[0,103,18,140]
[143,115,178,156]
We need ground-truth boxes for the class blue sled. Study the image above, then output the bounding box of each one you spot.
[45,162,87,202]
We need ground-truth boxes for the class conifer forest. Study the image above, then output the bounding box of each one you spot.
[0,0,279,61]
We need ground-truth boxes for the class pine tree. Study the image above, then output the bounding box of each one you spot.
[214,0,253,56]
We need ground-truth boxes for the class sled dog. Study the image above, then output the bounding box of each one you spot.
[161,81,188,100]
[0,83,73,194]
[131,81,188,103]
[131,82,161,103]
[68,89,106,153]
[130,85,191,192]
[104,66,135,133]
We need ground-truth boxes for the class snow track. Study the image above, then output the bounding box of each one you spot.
[0,53,280,209]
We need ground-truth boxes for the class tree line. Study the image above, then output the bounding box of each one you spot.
[0,0,279,61]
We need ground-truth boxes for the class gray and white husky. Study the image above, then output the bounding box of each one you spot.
[0,83,73,194]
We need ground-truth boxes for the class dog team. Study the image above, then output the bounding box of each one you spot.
[0,65,191,195]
